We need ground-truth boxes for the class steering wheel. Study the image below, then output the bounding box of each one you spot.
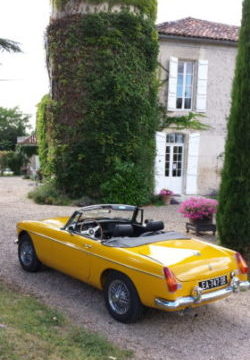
[79,219,103,240]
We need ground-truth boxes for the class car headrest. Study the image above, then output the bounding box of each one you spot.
[145,221,164,232]
[113,224,134,237]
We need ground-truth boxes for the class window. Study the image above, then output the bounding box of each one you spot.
[168,57,208,113]
[176,61,194,110]
[165,133,184,177]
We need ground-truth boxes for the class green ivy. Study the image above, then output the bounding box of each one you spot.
[46,10,159,203]
[36,95,57,178]
[51,0,157,20]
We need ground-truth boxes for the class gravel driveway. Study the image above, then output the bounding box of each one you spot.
[0,177,249,360]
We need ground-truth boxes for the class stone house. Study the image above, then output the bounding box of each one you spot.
[155,17,239,196]
[17,135,40,176]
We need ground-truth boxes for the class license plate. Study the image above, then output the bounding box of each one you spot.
[199,275,228,290]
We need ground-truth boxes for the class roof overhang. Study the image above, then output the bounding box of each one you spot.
[158,33,238,47]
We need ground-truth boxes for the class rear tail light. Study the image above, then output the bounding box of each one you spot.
[163,267,178,292]
[235,252,248,274]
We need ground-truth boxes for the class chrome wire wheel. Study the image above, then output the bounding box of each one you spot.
[108,279,131,315]
[20,240,34,267]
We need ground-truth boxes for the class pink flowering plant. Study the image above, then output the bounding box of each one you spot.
[159,189,173,196]
[179,197,218,220]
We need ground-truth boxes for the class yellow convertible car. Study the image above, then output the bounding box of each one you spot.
[16,204,249,323]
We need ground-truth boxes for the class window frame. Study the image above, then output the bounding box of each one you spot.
[176,60,194,111]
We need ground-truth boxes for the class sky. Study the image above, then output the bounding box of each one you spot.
[0,0,243,128]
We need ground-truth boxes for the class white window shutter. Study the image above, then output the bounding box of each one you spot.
[196,60,208,113]
[186,133,200,195]
[167,57,178,111]
[154,132,166,194]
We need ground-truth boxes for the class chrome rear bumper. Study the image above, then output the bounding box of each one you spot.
[155,280,250,310]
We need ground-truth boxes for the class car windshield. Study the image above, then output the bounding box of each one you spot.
[65,204,141,230]
[79,204,136,222]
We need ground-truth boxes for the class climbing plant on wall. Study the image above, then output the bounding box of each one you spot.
[45,0,159,203]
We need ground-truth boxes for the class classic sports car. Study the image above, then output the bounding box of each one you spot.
[16,204,249,323]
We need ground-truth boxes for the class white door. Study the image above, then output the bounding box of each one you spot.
[155,132,185,195]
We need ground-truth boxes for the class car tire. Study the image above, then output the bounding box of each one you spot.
[18,233,41,272]
[104,272,144,323]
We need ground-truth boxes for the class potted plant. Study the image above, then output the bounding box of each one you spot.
[159,189,174,205]
[179,197,218,224]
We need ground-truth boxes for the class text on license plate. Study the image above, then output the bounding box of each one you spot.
[199,275,228,290]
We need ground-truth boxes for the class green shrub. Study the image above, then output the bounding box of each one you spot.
[0,150,25,175]
[28,181,72,205]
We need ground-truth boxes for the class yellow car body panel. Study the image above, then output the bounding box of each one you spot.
[16,215,248,311]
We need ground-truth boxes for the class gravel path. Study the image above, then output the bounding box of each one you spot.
[0,177,249,360]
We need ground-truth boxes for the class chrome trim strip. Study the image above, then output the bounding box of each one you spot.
[155,281,250,310]
[27,230,163,279]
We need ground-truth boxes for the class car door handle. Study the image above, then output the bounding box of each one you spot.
[83,244,92,249]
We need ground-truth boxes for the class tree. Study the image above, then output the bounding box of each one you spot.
[0,38,21,53]
[0,107,30,151]
[217,0,250,258]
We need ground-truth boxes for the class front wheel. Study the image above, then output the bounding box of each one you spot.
[104,272,144,323]
[18,234,41,272]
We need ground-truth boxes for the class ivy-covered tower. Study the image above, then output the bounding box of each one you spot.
[44,0,159,203]
[217,0,250,258]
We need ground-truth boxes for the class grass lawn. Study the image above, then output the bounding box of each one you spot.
[0,281,132,360]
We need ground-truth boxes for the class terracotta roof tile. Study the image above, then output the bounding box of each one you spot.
[17,135,37,145]
[157,17,239,42]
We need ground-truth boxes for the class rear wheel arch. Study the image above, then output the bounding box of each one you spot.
[101,269,136,289]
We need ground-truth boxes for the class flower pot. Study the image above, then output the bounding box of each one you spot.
[162,195,171,205]
[189,216,213,225]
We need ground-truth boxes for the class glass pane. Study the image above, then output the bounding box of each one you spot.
[165,163,170,176]
[178,62,184,74]
[167,134,175,143]
[185,74,193,86]
[176,134,184,143]
[186,62,193,74]
[177,74,183,85]
[176,98,182,109]
[177,86,183,98]
[184,98,192,109]
[185,87,192,98]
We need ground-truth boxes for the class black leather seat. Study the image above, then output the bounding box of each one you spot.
[112,224,134,237]
[133,221,164,236]
[145,221,164,232]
